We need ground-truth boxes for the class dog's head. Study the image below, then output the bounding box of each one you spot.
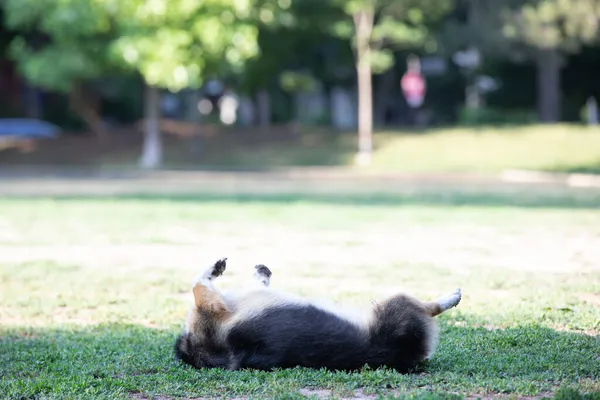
[174,304,231,370]
[174,331,230,369]
[174,333,196,367]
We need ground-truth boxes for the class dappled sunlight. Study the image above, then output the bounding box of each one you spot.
[370,125,600,174]
[1,195,598,332]
[3,125,600,173]
[1,189,598,398]
[1,321,598,397]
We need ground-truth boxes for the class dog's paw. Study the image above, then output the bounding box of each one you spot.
[211,258,227,278]
[254,264,272,278]
[193,258,227,287]
[253,264,272,287]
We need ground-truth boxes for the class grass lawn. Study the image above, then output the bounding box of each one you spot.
[369,125,600,174]
[2,124,600,174]
[198,124,600,174]
[1,184,599,399]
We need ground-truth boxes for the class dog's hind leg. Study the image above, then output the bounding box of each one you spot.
[423,288,462,317]
[252,264,272,287]
[191,258,230,316]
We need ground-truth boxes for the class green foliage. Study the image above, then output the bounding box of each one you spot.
[109,0,260,91]
[332,0,453,73]
[3,0,262,92]
[438,1,515,57]
[503,0,600,51]
[279,71,319,92]
[441,0,600,58]
[238,0,351,94]
[9,40,101,91]
[458,106,538,126]
[3,0,117,92]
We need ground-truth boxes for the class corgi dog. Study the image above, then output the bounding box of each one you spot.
[175,258,461,372]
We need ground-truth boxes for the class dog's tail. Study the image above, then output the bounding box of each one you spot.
[367,295,439,372]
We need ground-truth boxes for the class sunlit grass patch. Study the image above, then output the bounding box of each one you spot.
[0,189,599,399]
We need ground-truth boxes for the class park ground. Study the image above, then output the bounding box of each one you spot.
[0,125,599,399]
[1,124,600,175]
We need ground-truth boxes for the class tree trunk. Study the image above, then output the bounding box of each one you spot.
[536,48,561,123]
[186,89,204,157]
[139,84,163,169]
[256,89,271,127]
[374,68,396,127]
[353,7,374,165]
[68,83,106,137]
[23,84,42,119]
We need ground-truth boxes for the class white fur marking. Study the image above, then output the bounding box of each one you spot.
[192,261,226,290]
[437,288,462,312]
[253,267,271,287]
[310,298,372,331]
[184,306,194,333]
[424,319,440,359]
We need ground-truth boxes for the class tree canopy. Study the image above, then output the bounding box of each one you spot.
[3,0,600,133]
[503,0,600,52]
[3,0,263,93]
[332,0,453,73]
[110,0,260,92]
[4,0,117,92]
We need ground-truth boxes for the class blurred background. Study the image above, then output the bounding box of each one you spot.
[1,0,600,174]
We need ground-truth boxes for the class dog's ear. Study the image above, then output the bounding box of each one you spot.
[174,334,194,366]
[174,332,230,369]
[192,284,229,315]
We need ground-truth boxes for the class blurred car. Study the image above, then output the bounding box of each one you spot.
[0,118,61,151]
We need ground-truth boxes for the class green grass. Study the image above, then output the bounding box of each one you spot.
[1,186,599,399]
[146,124,600,173]
[369,125,600,174]
[3,124,600,174]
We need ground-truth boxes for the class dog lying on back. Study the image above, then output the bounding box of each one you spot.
[175,258,461,372]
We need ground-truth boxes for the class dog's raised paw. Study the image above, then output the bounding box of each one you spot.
[254,264,272,278]
[253,264,272,287]
[211,258,228,277]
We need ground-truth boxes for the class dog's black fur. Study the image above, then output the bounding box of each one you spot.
[175,259,461,372]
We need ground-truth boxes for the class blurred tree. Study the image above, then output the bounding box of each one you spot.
[231,0,298,126]
[109,0,260,168]
[441,0,600,123]
[237,0,350,126]
[3,0,261,168]
[3,0,120,136]
[504,0,600,122]
[331,0,452,164]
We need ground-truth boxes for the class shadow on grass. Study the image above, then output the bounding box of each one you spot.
[4,189,600,209]
[1,324,599,399]
[549,160,600,175]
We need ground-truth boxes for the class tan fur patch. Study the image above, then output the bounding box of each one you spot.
[192,283,230,317]
[423,301,442,317]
